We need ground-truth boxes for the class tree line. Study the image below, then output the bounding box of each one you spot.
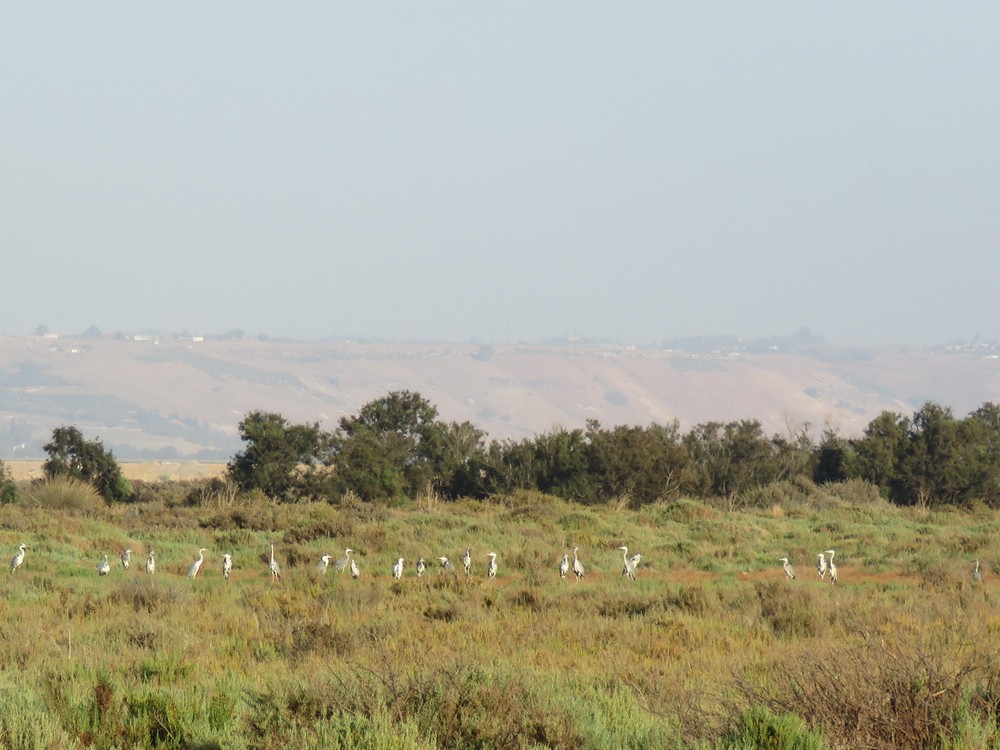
[226,392,1000,508]
[5,392,1000,509]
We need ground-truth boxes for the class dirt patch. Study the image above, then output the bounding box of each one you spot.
[5,460,227,483]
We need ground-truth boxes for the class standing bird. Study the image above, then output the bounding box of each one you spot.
[817,552,828,580]
[187,548,206,579]
[572,547,585,580]
[559,553,570,580]
[462,547,472,577]
[9,544,27,574]
[222,553,233,581]
[392,557,404,580]
[619,546,640,581]
[780,557,796,579]
[826,549,837,584]
[438,556,455,574]
[416,558,426,577]
[317,554,332,574]
[97,554,111,576]
[269,544,282,581]
[334,549,353,574]
[487,552,497,579]
[350,556,360,579]
[120,548,132,571]
[973,559,983,583]
[145,550,156,575]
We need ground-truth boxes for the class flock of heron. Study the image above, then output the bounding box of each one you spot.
[778,550,839,582]
[6,542,645,583]
[8,541,985,585]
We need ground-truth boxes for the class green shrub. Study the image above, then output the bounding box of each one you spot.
[718,706,826,750]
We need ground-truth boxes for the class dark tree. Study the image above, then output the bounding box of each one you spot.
[43,425,129,502]
[585,420,690,505]
[0,459,15,504]
[814,429,853,484]
[332,391,484,500]
[850,411,911,500]
[227,411,330,501]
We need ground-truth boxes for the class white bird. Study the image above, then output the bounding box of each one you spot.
[973,559,983,583]
[187,548,206,579]
[146,550,156,575]
[780,557,796,579]
[438,556,455,574]
[462,547,473,576]
[392,557,404,580]
[559,553,570,579]
[350,557,360,579]
[334,548,353,574]
[97,554,111,576]
[222,553,233,580]
[269,544,281,581]
[817,553,828,580]
[416,558,426,577]
[120,548,132,571]
[826,549,837,584]
[9,544,27,574]
[619,546,640,581]
[572,547,585,580]
[487,552,497,579]
[317,554,332,573]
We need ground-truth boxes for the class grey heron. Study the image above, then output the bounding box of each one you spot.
[487,552,497,579]
[317,554,332,573]
[350,557,360,579]
[416,558,426,577]
[9,544,27,574]
[826,549,837,584]
[187,548,206,579]
[145,550,155,575]
[572,547,585,580]
[817,553,827,580]
[120,548,132,571]
[222,553,233,581]
[438,556,455,574]
[619,546,640,580]
[462,547,472,577]
[269,544,281,581]
[334,548,353,574]
[97,554,111,576]
[392,557,404,580]
[780,557,796,579]
[559,553,570,579]
[973,559,983,582]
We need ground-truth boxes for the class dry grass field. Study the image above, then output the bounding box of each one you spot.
[4,460,228,483]
[2,478,1000,748]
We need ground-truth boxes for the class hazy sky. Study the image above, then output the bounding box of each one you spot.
[2,4,998,346]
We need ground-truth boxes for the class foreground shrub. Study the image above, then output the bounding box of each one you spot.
[718,705,827,750]
[729,624,1000,750]
[755,582,821,638]
[22,475,104,512]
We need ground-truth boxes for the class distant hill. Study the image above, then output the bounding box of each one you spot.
[1,335,998,461]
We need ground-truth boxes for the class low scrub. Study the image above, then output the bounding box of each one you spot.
[22,475,104,512]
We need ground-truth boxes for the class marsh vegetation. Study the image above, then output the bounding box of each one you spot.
[2,478,1000,749]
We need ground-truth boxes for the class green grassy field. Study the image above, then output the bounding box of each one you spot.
[2,481,1000,749]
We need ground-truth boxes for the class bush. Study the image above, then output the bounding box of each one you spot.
[729,625,1000,750]
[755,582,821,638]
[719,706,826,749]
[22,475,104,512]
